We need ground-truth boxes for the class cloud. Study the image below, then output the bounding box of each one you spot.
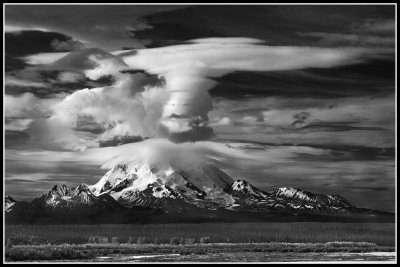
[117,39,377,143]
[5,75,48,88]
[210,117,232,127]
[291,111,311,126]
[210,94,395,148]
[188,37,266,44]
[23,52,68,65]
[5,119,33,132]
[4,6,395,213]
[83,54,127,80]
[351,19,395,34]
[33,48,128,81]
[5,24,49,32]
[5,5,186,50]
[57,71,85,83]
[123,42,369,73]
[5,93,47,117]
[5,137,328,175]
[20,38,388,148]
[26,73,167,150]
[157,116,214,143]
[51,38,85,51]
[4,137,395,210]
[298,18,395,48]
[298,32,395,47]
[4,92,70,149]
[128,18,154,32]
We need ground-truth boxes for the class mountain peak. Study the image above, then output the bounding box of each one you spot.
[272,187,354,209]
[276,187,302,197]
[5,195,15,202]
[6,165,393,224]
[232,180,249,190]
[5,195,16,213]
[228,179,270,201]
[76,183,90,191]
[50,184,71,196]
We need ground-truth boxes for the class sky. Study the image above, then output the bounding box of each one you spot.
[4,4,396,212]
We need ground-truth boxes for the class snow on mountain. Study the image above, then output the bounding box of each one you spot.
[220,179,356,213]
[231,180,269,199]
[272,187,354,209]
[4,157,360,219]
[85,160,356,214]
[275,187,304,198]
[41,183,119,209]
[5,195,16,212]
[5,160,395,224]
[89,161,235,208]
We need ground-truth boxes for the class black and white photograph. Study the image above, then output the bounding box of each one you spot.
[3,3,397,263]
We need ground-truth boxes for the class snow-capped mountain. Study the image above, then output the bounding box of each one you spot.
[39,184,120,210]
[5,162,394,224]
[271,187,354,210]
[88,162,235,209]
[84,163,356,214]
[5,184,127,224]
[5,195,15,213]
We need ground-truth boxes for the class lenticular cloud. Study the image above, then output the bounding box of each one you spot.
[119,39,368,144]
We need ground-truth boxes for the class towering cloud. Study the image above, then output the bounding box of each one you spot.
[119,38,373,143]
[26,37,383,149]
[27,74,167,150]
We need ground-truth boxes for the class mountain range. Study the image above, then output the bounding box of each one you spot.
[5,162,394,224]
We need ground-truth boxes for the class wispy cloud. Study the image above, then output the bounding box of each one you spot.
[298,32,394,47]
[22,52,68,65]
[351,18,395,34]
[5,76,48,88]
[5,24,49,32]
[211,94,395,148]
[298,18,395,48]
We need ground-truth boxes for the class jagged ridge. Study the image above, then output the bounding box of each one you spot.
[86,164,357,214]
[5,162,394,224]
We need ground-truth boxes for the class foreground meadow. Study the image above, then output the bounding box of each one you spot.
[5,242,396,262]
[5,222,395,246]
[5,222,395,262]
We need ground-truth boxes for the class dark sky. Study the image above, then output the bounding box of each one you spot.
[4,4,396,212]
[5,5,186,49]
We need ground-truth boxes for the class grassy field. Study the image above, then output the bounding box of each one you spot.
[5,222,395,246]
[5,242,396,262]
